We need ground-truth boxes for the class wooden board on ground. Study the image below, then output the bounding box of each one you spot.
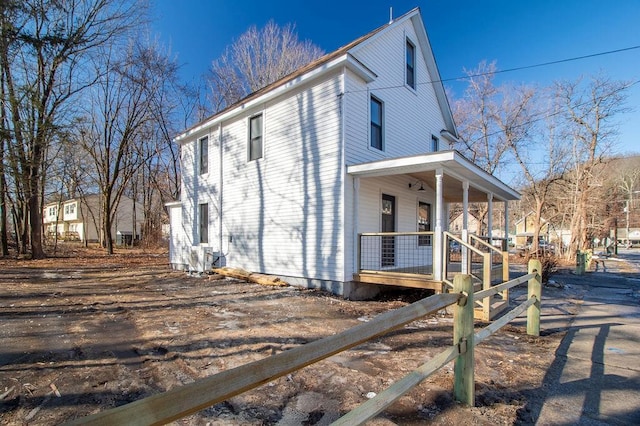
[213,267,288,287]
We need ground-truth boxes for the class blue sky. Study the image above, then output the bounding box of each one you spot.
[151,0,640,155]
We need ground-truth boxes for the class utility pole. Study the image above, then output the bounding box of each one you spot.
[625,200,630,248]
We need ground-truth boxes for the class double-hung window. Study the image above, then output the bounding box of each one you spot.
[418,201,431,246]
[249,114,263,161]
[431,135,439,152]
[199,203,209,244]
[199,136,208,175]
[370,96,383,151]
[406,39,416,89]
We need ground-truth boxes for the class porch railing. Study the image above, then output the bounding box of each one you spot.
[442,232,486,288]
[443,232,509,320]
[358,232,435,276]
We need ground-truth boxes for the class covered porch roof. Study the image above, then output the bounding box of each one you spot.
[346,150,520,203]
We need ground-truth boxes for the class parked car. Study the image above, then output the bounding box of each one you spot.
[527,239,555,254]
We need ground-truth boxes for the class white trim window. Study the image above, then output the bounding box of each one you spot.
[431,135,439,152]
[406,38,416,90]
[418,201,432,246]
[198,203,209,244]
[199,136,209,175]
[370,95,384,151]
[248,113,263,161]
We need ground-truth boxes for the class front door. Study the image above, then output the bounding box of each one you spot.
[381,194,395,267]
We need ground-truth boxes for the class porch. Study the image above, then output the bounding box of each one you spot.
[347,150,520,321]
[353,231,510,320]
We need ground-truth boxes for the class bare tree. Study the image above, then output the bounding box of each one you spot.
[555,75,632,258]
[452,62,525,236]
[0,0,142,258]
[499,86,569,255]
[78,40,177,254]
[614,156,640,245]
[205,21,324,113]
[453,61,511,175]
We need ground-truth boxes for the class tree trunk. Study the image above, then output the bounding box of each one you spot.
[103,196,114,255]
[29,191,45,259]
[0,149,8,256]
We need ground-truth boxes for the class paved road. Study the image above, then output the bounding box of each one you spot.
[533,249,640,425]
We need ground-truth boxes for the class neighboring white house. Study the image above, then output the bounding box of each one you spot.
[43,194,143,245]
[450,211,483,235]
[168,8,520,298]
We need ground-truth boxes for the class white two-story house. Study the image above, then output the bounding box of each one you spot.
[168,8,520,299]
[44,195,144,245]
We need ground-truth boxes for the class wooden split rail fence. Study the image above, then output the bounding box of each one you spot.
[65,259,543,426]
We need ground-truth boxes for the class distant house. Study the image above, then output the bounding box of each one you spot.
[450,211,483,235]
[617,228,640,247]
[43,194,143,245]
[514,212,552,247]
[167,8,520,298]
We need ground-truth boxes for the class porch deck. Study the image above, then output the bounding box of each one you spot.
[354,265,443,292]
[355,232,510,321]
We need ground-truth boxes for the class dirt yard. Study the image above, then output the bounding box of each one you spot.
[0,247,592,425]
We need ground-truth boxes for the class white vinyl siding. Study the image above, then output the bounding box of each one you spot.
[345,19,447,165]
[184,72,346,282]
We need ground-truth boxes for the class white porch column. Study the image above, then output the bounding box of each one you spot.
[487,192,494,242]
[461,180,469,274]
[434,169,444,281]
[504,200,509,251]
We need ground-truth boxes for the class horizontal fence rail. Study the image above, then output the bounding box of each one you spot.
[66,260,542,426]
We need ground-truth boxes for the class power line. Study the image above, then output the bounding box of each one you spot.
[440,45,640,83]
[462,79,640,146]
[343,44,640,94]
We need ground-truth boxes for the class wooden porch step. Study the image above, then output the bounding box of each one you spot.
[474,299,509,321]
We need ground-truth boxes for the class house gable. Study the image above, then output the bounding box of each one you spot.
[343,8,456,166]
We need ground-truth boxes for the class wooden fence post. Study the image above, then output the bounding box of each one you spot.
[527,259,542,336]
[453,274,474,406]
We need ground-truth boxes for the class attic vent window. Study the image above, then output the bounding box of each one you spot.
[406,39,416,89]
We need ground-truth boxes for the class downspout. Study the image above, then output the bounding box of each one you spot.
[338,74,355,281]
[353,177,360,276]
[218,124,224,259]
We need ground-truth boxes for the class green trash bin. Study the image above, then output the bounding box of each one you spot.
[576,251,586,275]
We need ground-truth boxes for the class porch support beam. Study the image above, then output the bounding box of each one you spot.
[504,200,509,251]
[461,180,469,274]
[434,169,444,281]
[487,192,494,240]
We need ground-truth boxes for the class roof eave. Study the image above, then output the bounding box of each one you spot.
[175,54,352,143]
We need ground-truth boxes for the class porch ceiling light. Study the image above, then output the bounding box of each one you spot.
[409,181,426,191]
